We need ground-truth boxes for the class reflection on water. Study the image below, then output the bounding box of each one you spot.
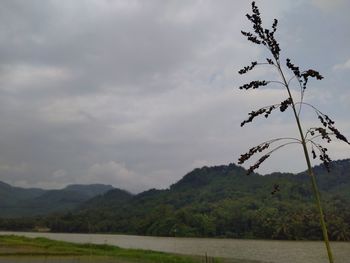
[0,232,349,263]
[0,256,133,263]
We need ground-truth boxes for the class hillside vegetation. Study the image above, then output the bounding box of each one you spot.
[1,160,350,241]
[0,183,114,217]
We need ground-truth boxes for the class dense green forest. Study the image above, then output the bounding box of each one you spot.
[1,159,350,241]
[0,183,113,217]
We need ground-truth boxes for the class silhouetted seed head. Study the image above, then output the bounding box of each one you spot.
[266,58,274,65]
[264,106,276,118]
[247,154,270,175]
[238,1,349,177]
[302,69,323,80]
[329,126,350,144]
[240,105,277,126]
[242,2,281,60]
[238,143,270,165]
[301,69,323,89]
[316,113,350,144]
[239,80,268,90]
[279,98,292,112]
[241,31,261,45]
[311,127,332,143]
[272,19,278,33]
[316,144,331,172]
[238,61,258,74]
[318,115,326,127]
[286,59,301,78]
[324,115,335,125]
[311,149,317,159]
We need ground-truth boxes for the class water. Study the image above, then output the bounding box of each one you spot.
[1,231,349,263]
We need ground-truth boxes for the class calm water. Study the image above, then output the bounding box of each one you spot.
[1,231,349,263]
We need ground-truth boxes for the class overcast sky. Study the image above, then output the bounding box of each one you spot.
[0,0,349,193]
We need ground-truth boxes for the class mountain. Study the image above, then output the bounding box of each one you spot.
[64,184,115,199]
[39,159,350,240]
[1,159,349,240]
[79,188,133,210]
[0,181,46,217]
[0,183,113,217]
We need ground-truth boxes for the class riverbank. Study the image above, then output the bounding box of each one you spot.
[0,235,216,263]
[1,232,349,263]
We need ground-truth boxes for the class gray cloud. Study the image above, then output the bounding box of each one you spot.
[0,0,349,193]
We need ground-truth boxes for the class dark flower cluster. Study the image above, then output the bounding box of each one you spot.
[264,106,276,117]
[239,80,268,90]
[247,154,270,175]
[311,148,317,159]
[311,143,331,172]
[240,109,264,126]
[329,126,349,144]
[238,143,270,165]
[241,98,293,127]
[286,59,323,90]
[241,31,262,45]
[240,105,277,126]
[307,113,348,170]
[286,58,301,78]
[238,61,258,74]
[241,2,280,60]
[318,114,334,127]
[310,127,331,143]
[279,98,292,112]
[307,112,349,170]
[266,58,274,65]
[318,145,331,172]
[318,114,349,144]
[318,114,335,139]
[301,69,323,89]
[272,19,278,33]
[271,184,280,195]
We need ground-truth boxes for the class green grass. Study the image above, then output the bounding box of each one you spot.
[0,235,219,263]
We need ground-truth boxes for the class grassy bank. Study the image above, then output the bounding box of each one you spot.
[0,235,219,263]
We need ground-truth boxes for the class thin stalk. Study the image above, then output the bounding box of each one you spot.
[276,61,334,263]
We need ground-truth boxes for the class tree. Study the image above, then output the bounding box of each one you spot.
[237,2,349,262]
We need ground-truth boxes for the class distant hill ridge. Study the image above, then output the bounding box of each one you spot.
[1,159,350,240]
[37,158,349,240]
[0,183,114,217]
[1,159,350,218]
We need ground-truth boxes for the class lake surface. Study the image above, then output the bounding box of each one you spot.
[1,231,349,263]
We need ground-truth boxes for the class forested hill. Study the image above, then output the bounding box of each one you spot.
[0,183,114,217]
[1,159,350,240]
[36,159,350,240]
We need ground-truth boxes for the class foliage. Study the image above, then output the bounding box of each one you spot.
[2,160,349,241]
[0,183,115,217]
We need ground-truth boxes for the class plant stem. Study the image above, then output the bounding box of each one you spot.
[276,61,334,263]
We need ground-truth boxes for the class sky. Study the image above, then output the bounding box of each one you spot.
[0,0,349,193]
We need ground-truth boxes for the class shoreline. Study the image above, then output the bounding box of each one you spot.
[0,234,210,263]
[1,231,349,263]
